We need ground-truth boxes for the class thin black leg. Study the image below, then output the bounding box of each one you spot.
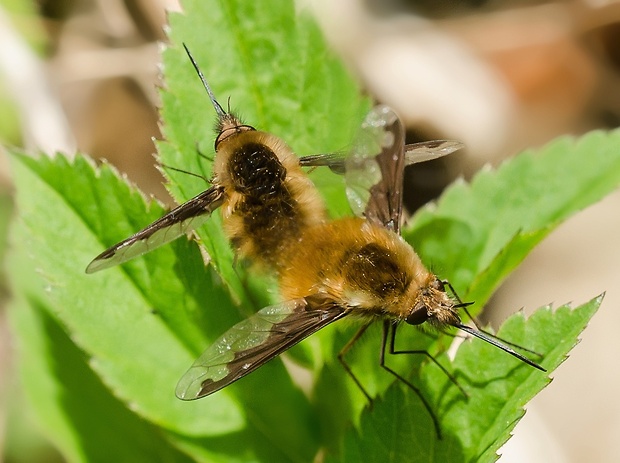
[338,322,374,403]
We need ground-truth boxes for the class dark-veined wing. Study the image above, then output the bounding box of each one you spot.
[403,139,464,165]
[300,105,463,233]
[176,296,347,400]
[359,105,406,233]
[300,105,403,230]
[368,136,464,233]
[86,185,225,273]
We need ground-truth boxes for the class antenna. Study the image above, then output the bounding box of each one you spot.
[182,43,227,119]
[454,323,546,372]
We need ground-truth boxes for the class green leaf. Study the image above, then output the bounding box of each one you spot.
[9,152,244,435]
[7,261,194,463]
[332,296,601,463]
[405,130,620,309]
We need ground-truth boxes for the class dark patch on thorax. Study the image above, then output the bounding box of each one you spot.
[229,142,287,198]
[343,243,409,298]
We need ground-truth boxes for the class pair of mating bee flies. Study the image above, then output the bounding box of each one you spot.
[87,44,545,435]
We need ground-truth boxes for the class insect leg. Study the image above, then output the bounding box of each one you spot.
[379,320,442,439]
[388,322,468,399]
[338,322,374,403]
[160,140,214,186]
[194,140,215,163]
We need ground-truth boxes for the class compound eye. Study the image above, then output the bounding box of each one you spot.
[431,279,445,292]
[406,304,429,325]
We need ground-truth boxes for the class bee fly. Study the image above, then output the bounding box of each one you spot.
[86,44,325,274]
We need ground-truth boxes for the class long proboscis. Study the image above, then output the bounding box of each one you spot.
[182,43,227,119]
[454,323,547,372]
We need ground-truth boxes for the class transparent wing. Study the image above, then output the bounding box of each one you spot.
[300,105,403,229]
[299,140,463,176]
[366,137,464,233]
[176,296,347,400]
[299,105,463,232]
[354,105,406,233]
[403,139,465,165]
[298,152,346,174]
[86,185,225,273]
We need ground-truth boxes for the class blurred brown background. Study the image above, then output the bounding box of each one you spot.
[1,0,619,461]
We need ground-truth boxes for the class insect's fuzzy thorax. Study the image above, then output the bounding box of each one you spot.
[279,217,456,323]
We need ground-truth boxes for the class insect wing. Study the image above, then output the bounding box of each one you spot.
[86,185,225,273]
[353,105,406,233]
[299,106,464,232]
[298,152,346,174]
[403,140,464,165]
[176,297,347,400]
[299,105,404,228]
